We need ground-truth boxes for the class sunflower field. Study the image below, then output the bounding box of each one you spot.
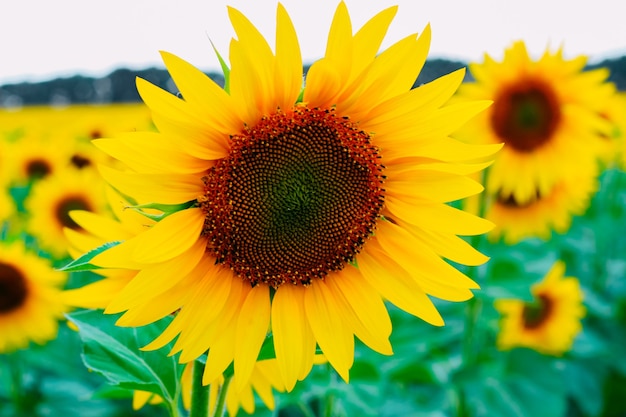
[1,3,626,417]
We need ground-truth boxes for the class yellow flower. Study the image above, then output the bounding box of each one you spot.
[62,103,153,142]
[8,135,70,185]
[495,261,585,355]
[0,241,67,352]
[486,160,598,244]
[597,91,626,169]
[24,168,109,259]
[455,41,615,206]
[71,2,498,391]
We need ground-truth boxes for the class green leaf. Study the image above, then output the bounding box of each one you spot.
[57,241,121,272]
[563,359,606,417]
[125,200,196,222]
[66,310,183,414]
[210,39,230,94]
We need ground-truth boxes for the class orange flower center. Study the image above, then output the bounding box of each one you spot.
[200,107,385,288]
[0,263,28,313]
[497,189,542,208]
[55,196,93,229]
[26,159,52,180]
[491,79,561,152]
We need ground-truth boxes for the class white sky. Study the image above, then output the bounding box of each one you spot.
[1,0,625,85]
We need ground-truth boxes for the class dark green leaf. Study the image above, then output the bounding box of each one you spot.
[58,241,121,272]
[66,310,182,410]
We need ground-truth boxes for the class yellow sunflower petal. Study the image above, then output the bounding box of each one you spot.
[385,168,485,203]
[136,77,230,160]
[98,165,202,205]
[203,315,238,386]
[274,3,302,110]
[376,221,478,301]
[93,134,212,175]
[351,6,397,78]
[394,218,489,266]
[304,280,354,383]
[201,283,251,385]
[228,6,276,123]
[69,209,137,241]
[62,277,131,309]
[350,27,430,114]
[159,51,241,134]
[271,284,314,391]
[358,242,444,326]
[174,267,240,362]
[106,237,206,313]
[234,285,271,392]
[130,208,205,264]
[385,198,494,236]
[326,266,393,355]
[364,68,466,129]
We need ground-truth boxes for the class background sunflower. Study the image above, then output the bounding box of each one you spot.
[0,241,67,353]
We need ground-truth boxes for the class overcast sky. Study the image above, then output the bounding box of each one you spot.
[1,0,625,85]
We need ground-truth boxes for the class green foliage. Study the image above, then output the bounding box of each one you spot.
[66,310,184,417]
[58,241,121,272]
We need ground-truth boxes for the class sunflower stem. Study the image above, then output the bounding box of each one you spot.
[189,360,210,417]
[211,375,232,417]
[324,392,335,417]
[8,352,23,408]
[457,170,489,417]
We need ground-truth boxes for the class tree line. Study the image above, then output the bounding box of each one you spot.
[0,57,624,107]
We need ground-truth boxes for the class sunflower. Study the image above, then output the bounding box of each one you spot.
[486,158,598,244]
[0,241,67,352]
[597,91,626,169]
[64,103,153,142]
[24,168,109,259]
[494,261,585,355]
[8,134,70,186]
[455,41,614,206]
[70,2,499,391]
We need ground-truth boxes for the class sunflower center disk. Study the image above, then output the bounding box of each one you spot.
[201,107,385,287]
[27,159,52,180]
[522,294,553,329]
[0,263,28,313]
[491,79,561,152]
[55,197,92,229]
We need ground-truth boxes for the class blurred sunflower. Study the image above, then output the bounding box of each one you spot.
[494,261,585,355]
[8,135,70,185]
[65,138,114,171]
[597,91,626,169]
[70,2,499,390]
[486,161,598,244]
[24,168,108,259]
[0,241,67,352]
[455,41,615,205]
[65,103,153,142]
